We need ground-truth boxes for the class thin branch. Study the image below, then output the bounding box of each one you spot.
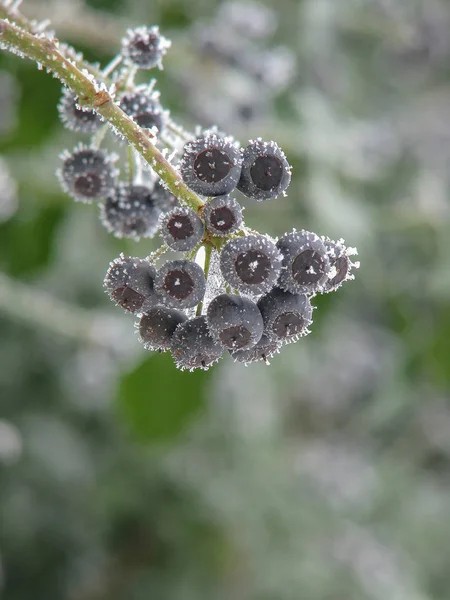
[0,16,204,211]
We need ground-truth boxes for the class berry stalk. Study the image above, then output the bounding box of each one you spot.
[0,16,204,211]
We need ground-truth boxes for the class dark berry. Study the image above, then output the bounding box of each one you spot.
[231,333,281,365]
[154,259,206,309]
[171,316,224,371]
[257,287,312,341]
[100,183,162,240]
[159,206,204,251]
[104,255,158,314]
[206,293,263,351]
[58,88,101,133]
[58,145,118,203]
[277,230,330,294]
[152,179,179,212]
[121,26,171,69]
[237,138,291,201]
[139,306,187,351]
[220,234,282,295]
[202,195,243,237]
[322,238,352,293]
[119,89,164,132]
[179,134,242,197]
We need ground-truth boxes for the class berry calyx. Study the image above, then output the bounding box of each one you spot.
[237,138,291,201]
[58,145,118,203]
[220,234,282,295]
[118,89,165,133]
[179,134,242,197]
[121,26,171,69]
[230,333,281,365]
[159,206,204,251]
[154,259,206,309]
[58,88,101,134]
[257,287,312,341]
[202,195,243,237]
[277,230,330,294]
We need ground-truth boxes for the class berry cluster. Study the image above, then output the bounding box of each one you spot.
[55,24,359,371]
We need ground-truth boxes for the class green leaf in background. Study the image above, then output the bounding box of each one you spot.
[117,352,210,443]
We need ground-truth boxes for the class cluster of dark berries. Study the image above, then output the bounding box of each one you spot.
[55,23,359,371]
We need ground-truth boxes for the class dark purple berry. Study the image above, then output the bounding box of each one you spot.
[100,183,162,240]
[237,138,291,201]
[159,206,204,251]
[154,259,206,309]
[119,89,164,132]
[202,195,243,237]
[257,287,312,341]
[179,134,242,197]
[206,293,263,351]
[230,333,281,365]
[220,234,282,295]
[322,238,352,293]
[171,316,224,371]
[104,255,158,314]
[277,230,330,294]
[139,306,187,351]
[58,88,101,133]
[121,26,171,69]
[58,145,118,203]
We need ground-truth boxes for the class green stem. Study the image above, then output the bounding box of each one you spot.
[0,17,205,212]
[196,244,212,316]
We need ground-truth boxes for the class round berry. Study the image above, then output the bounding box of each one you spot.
[206,293,263,351]
[159,206,204,251]
[322,238,352,293]
[257,287,312,341]
[139,306,187,351]
[121,26,171,69]
[179,134,242,197]
[57,88,101,133]
[154,260,206,309]
[203,195,243,237]
[237,139,291,201]
[100,183,162,240]
[152,180,179,213]
[58,145,118,203]
[104,255,158,314]
[220,234,282,295]
[118,90,164,132]
[171,316,224,371]
[277,230,330,294]
[230,333,281,365]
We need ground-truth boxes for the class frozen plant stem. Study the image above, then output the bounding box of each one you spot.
[0,17,204,211]
[196,244,212,316]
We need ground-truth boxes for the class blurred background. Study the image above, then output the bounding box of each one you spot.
[1,0,450,598]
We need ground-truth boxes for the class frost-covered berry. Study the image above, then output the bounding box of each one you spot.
[220,234,282,295]
[203,195,243,236]
[139,306,187,351]
[100,183,162,240]
[322,238,353,293]
[277,230,330,294]
[171,316,224,371]
[237,139,291,201]
[152,180,179,212]
[121,26,171,69]
[154,259,206,309]
[206,293,263,351]
[104,255,158,314]
[230,333,281,365]
[57,88,101,133]
[179,134,242,197]
[118,89,164,132]
[57,145,118,203]
[159,206,204,251]
[257,287,312,341]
